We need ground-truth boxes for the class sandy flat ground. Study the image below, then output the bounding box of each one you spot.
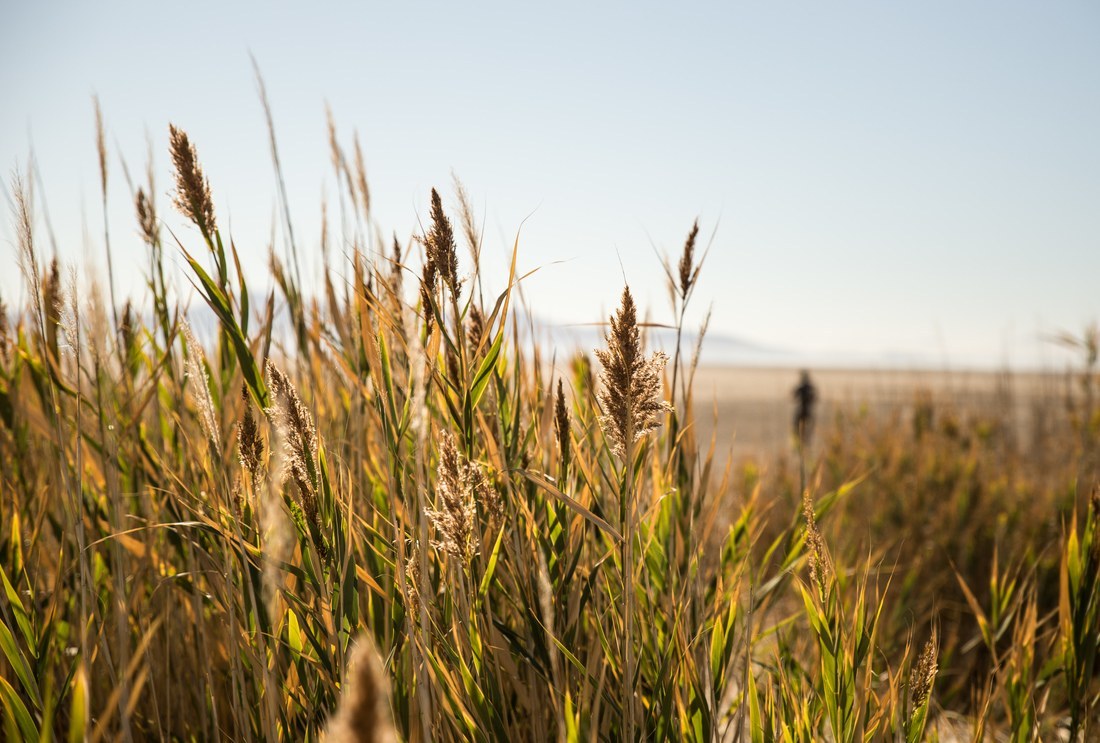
[688,366,1072,461]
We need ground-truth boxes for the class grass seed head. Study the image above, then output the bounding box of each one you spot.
[426,431,481,564]
[678,219,700,299]
[182,321,221,452]
[404,544,422,617]
[168,124,217,235]
[42,259,61,360]
[595,286,671,457]
[120,301,136,359]
[426,188,461,298]
[453,174,481,267]
[802,490,832,596]
[910,629,939,710]
[94,96,107,196]
[135,188,158,246]
[353,133,371,216]
[238,384,265,488]
[467,304,484,351]
[388,236,404,298]
[265,361,320,521]
[555,378,571,471]
[13,173,42,322]
[265,361,331,566]
[419,252,439,333]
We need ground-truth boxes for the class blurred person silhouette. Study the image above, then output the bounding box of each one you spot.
[792,370,817,446]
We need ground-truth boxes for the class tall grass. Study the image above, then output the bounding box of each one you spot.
[0,111,1098,741]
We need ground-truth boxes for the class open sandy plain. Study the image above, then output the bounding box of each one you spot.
[689,366,1072,462]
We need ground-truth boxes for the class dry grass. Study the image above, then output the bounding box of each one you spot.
[0,112,1097,742]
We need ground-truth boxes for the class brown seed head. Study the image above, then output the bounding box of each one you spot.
[404,544,422,617]
[120,301,136,358]
[419,247,439,334]
[353,133,371,216]
[801,490,832,596]
[594,286,672,457]
[445,343,460,384]
[389,236,404,293]
[426,432,483,564]
[182,321,221,452]
[94,96,108,197]
[12,172,47,349]
[56,269,80,362]
[678,219,699,298]
[910,629,938,710]
[238,385,265,488]
[42,259,61,361]
[266,361,318,464]
[135,188,158,246]
[265,360,329,562]
[555,379,571,471]
[467,304,484,351]
[426,188,461,298]
[168,124,217,235]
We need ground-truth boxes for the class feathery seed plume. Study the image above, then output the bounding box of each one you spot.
[168,124,217,235]
[555,379,571,472]
[426,188,461,298]
[120,301,136,361]
[135,188,158,246]
[389,237,404,297]
[238,384,265,489]
[182,321,221,452]
[57,269,80,363]
[85,279,110,367]
[94,96,107,197]
[594,286,672,457]
[266,360,332,562]
[910,629,939,710]
[13,172,46,348]
[261,422,293,614]
[418,248,439,333]
[467,304,484,351]
[802,490,832,597]
[353,133,371,216]
[42,259,61,361]
[453,175,481,268]
[678,219,700,299]
[404,544,422,617]
[426,431,491,564]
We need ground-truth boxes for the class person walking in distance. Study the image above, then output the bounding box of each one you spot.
[792,370,817,446]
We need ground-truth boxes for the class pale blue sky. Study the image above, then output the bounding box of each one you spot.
[3,1,1098,368]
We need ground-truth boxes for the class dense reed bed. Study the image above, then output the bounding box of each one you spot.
[1,113,1097,741]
